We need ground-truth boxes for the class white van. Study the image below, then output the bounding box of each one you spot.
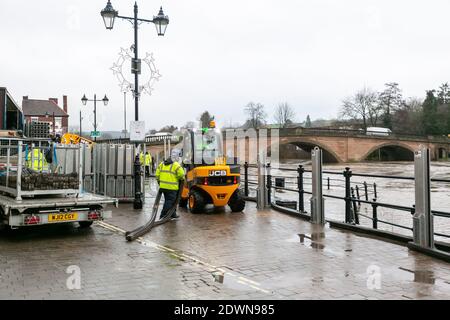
[366,127,392,136]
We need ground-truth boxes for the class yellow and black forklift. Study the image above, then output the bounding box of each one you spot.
[178,121,245,213]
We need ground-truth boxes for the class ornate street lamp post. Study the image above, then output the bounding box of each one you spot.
[100,1,169,122]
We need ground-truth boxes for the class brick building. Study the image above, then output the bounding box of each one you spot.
[22,95,69,135]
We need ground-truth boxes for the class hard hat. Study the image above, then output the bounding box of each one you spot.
[171,148,181,159]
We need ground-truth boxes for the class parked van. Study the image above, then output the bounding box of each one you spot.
[366,127,392,136]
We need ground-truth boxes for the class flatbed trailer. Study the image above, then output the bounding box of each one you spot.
[0,193,118,228]
[0,135,117,229]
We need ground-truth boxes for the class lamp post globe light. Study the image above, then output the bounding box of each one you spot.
[80,94,109,142]
[100,1,118,30]
[100,1,169,122]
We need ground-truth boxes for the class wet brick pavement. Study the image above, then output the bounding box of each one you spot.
[1,186,450,300]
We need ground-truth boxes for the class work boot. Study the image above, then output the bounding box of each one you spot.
[171,214,180,221]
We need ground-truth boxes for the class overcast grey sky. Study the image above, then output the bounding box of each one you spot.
[1,0,450,132]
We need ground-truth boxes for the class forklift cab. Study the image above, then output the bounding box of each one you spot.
[181,125,224,169]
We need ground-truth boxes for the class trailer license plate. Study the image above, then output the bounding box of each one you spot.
[48,213,78,222]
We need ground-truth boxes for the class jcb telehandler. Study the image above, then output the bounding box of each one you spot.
[178,121,245,213]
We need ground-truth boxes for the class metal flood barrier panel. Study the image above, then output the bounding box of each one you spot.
[82,144,93,193]
[92,143,137,202]
[55,145,79,174]
[54,143,138,202]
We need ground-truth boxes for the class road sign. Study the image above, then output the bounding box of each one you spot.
[90,131,101,138]
[130,121,145,142]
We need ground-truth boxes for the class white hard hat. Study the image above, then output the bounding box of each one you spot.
[171,149,181,159]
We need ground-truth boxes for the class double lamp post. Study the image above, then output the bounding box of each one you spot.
[81,94,109,141]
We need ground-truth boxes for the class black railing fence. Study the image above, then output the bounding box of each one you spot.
[241,162,450,240]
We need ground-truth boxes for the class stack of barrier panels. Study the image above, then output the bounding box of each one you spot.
[0,168,79,191]
[29,122,50,139]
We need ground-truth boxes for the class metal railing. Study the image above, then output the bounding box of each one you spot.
[241,162,450,240]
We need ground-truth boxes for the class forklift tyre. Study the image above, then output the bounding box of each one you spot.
[189,190,206,214]
[229,190,246,212]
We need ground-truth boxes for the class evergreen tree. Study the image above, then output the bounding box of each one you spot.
[422,90,440,135]
[437,83,450,104]
[305,115,312,128]
[437,83,450,133]
[379,83,402,129]
[199,111,214,128]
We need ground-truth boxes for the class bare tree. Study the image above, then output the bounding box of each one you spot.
[182,121,196,129]
[274,102,295,128]
[392,97,424,134]
[159,125,178,133]
[244,102,266,129]
[340,87,382,131]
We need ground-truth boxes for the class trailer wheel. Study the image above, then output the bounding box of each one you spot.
[189,190,205,214]
[229,190,246,212]
[79,221,94,228]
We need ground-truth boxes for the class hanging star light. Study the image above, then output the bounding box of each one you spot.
[140,52,162,96]
[110,47,162,98]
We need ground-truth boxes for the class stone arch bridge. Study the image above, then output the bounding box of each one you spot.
[101,128,450,163]
[222,128,450,163]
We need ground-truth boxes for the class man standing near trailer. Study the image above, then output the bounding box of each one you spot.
[145,151,152,176]
[26,146,48,172]
[155,149,185,220]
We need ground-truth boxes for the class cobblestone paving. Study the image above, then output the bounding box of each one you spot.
[1,188,450,300]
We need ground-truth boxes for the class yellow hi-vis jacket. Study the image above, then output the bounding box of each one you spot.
[139,152,144,165]
[145,153,152,166]
[26,148,48,171]
[155,161,185,190]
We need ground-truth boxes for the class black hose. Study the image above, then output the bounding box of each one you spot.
[125,180,184,241]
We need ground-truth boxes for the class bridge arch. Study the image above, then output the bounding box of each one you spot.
[282,139,343,163]
[362,142,415,161]
[438,147,448,160]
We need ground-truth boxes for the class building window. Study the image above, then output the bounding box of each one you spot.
[54,117,62,134]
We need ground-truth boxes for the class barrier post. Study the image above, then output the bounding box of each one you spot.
[372,199,378,229]
[256,153,268,210]
[411,146,434,249]
[266,163,272,206]
[244,162,249,197]
[310,147,325,224]
[364,181,368,201]
[344,167,353,224]
[297,165,305,213]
